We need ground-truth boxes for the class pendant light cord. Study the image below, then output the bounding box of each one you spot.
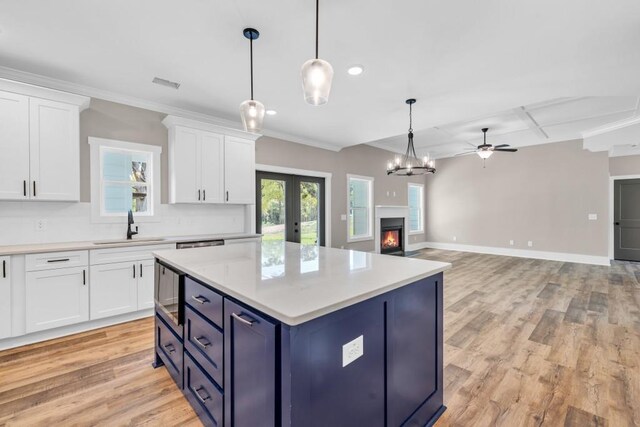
[250,37,254,100]
[315,0,319,59]
[409,102,413,132]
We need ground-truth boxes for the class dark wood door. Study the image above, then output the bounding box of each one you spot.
[614,179,640,261]
[224,299,276,427]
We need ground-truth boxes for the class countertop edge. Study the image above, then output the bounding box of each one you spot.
[0,233,262,256]
[154,251,451,326]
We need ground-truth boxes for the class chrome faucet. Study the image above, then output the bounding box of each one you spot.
[127,210,138,240]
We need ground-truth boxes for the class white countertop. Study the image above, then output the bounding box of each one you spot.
[0,233,261,256]
[153,241,451,326]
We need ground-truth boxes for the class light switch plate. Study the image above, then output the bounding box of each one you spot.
[342,335,364,367]
[341,214,347,221]
[588,214,598,220]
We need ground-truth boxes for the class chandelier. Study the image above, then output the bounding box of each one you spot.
[387,99,436,176]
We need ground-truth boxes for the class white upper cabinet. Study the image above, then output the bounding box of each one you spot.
[0,79,89,202]
[0,92,29,200]
[163,115,258,205]
[225,136,256,204]
[29,98,80,201]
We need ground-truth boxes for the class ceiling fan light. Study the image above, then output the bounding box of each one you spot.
[477,150,493,160]
[301,58,334,106]
[240,99,265,133]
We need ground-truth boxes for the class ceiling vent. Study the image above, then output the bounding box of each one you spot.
[152,77,180,90]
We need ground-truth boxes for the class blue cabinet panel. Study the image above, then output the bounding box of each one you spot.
[184,305,224,387]
[185,277,224,329]
[224,299,276,427]
[387,274,444,426]
[184,351,224,427]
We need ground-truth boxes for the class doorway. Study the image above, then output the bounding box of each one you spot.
[614,178,640,262]
[256,171,326,246]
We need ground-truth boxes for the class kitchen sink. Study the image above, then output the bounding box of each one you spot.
[92,238,167,245]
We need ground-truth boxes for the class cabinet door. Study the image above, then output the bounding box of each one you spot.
[0,257,11,339]
[224,137,255,204]
[90,262,137,320]
[0,91,30,200]
[29,98,80,201]
[137,259,155,310]
[200,131,225,204]
[224,299,276,427]
[170,126,200,203]
[25,266,88,332]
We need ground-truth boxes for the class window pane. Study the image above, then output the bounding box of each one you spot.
[349,177,371,238]
[104,183,149,214]
[408,185,422,232]
[351,207,369,236]
[260,179,286,243]
[103,150,149,182]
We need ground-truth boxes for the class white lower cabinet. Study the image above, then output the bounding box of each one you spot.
[90,262,138,320]
[25,266,89,333]
[0,257,11,339]
[138,259,155,310]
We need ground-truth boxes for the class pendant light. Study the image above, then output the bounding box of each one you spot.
[387,99,436,176]
[239,28,265,133]
[301,0,334,106]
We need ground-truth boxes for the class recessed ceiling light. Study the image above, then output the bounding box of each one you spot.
[266,110,277,116]
[152,77,180,90]
[347,65,364,76]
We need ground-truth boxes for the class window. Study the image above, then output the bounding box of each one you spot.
[348,174,373,241]
[408,183,424,234]
[89,137,161,223]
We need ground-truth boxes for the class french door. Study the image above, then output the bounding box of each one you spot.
[256,171,325,246]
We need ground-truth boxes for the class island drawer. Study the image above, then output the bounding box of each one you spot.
[185,305,224,387]
[184,352,223,427]
[185,277,223,329]
[156,315,183,389]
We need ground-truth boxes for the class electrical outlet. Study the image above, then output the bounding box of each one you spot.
[528,241,533,247]
[341,214,347,221]
[509,240,514,246]
[453,236,457,242]
[36,219,47,231]
[393,191,396,197]
[588,213,598,221]
[386,191,390,196]
[342,335,364,367]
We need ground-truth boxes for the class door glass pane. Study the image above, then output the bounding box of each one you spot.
[300,181,320,245]
[260,179,286,243]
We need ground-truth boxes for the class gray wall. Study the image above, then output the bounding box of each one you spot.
[80,98,168,202]
[256,137,430,251]
[425,140,610,256]
[610,155,640,176]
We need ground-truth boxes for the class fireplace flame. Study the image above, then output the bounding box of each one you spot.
[382,230,399,249]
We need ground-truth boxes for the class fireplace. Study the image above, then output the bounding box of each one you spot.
[380,217,404,255]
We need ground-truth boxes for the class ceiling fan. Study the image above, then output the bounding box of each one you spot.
[457,128,518,166]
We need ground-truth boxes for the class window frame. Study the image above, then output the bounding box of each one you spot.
[89,137,162,224]
[347,174,374,243]
[407,182,424,234]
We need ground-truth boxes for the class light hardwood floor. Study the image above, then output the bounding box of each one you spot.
[0,249,638,426]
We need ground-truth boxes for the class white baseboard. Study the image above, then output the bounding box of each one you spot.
[0,309,154,351]
[406,242,432,252]
[421,241,611,266]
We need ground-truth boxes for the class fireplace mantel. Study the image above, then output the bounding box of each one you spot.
[375,206,409,254]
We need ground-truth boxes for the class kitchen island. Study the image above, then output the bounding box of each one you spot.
[153,241,451,427]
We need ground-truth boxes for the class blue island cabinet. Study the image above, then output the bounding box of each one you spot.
[154,264,444,427]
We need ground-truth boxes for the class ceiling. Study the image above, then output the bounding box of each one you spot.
[1,0,640,152]
[369,96,640,158]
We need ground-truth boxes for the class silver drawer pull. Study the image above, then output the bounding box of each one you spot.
[193,336,211,349]
[231,312,256,327]
[194,386,211,403]
[47,258,70,263]
[162,343,176,354]
[191,295,209,305]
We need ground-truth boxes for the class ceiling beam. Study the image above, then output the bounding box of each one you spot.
[513,106,549,140]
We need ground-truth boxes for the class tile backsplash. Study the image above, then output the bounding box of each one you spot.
[0,202,247,245]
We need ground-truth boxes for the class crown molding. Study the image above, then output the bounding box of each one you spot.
[581,114,640,138]
[0,65,339,151]
[0,77,90,110]
[162,115,261,141]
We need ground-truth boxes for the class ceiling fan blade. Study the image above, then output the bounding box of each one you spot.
[494,148,518,152]
[455,151,477,157]
[493,144,510,148]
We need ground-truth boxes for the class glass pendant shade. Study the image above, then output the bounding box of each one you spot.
[240,99,265,133]
[477,150,493,159]
[301,58,334,106]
